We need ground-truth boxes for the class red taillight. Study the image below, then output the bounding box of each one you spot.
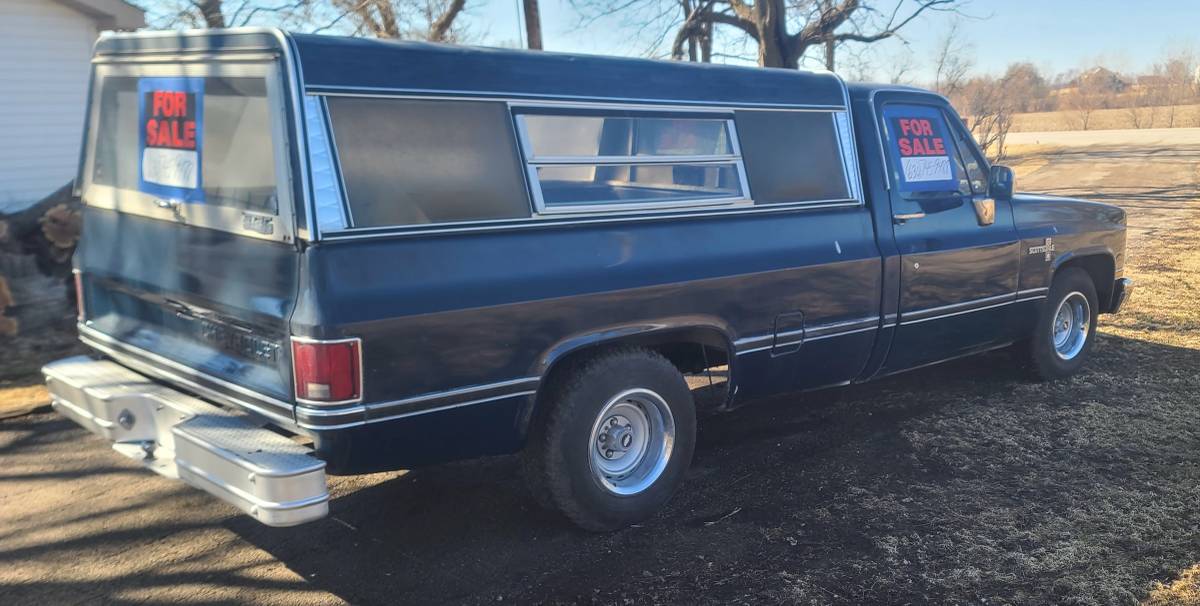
[291,338,362,403]
[73,270,85,322]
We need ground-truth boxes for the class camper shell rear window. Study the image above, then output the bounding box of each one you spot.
[80,61,294,242]
[91,76,277,212]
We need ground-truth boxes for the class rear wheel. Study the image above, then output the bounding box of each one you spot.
[523,348,696,531]
[1023,267,1098,380]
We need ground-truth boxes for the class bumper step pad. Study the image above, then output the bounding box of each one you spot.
[44,356,328,527]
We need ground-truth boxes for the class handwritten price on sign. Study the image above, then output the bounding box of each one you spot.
[142,147,198,190]
[900,156,952,183]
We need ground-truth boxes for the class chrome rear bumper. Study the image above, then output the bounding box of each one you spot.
[43,356,329,527]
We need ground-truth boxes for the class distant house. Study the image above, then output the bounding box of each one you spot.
[1074,67,1129,94]
[0,0,144,213]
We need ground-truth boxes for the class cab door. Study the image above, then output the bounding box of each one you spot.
[875,94,1021,372]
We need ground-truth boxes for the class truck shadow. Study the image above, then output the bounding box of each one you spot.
[220,331,1200,605]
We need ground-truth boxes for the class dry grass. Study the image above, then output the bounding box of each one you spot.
[0,381,49,419]
[1146,564,1200,605]
[1011,104,1200,133]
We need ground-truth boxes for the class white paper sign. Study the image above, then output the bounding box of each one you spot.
[900,156,952,183]
[142,147,199,189]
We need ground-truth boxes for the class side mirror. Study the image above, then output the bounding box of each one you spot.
[989,165,1014,200]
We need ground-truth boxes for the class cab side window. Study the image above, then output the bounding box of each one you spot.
[881,103,967,199]
[946,127,973,197]
[947,116,989,195]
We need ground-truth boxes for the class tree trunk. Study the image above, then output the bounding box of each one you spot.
[196,0,226,28]
[755,0,798,68]
[522,0,543,50]
[824,38,835,71]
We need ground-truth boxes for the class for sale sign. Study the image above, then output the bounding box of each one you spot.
[882,104,959,193]
[138,77,205,202]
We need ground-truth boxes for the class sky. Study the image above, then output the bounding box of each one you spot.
[459,0,1199,82]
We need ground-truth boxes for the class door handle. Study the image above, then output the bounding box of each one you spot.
[893,212,926,224]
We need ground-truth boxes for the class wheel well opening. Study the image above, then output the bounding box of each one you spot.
[1059,254,1115,309]
[530,331,734,434]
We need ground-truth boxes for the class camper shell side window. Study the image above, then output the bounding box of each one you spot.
[308,97,862,235]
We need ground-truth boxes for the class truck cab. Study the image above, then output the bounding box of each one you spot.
[45,29,1129,531]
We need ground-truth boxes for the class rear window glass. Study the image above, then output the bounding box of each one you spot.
[734,110,851,204]
[324,97,531,228]
[90,76,278,212]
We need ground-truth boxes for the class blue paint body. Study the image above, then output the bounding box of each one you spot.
[76,32,1128,474]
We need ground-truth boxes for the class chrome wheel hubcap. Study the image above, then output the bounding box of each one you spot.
[1052,291,1090,360]
[588,388,675,496]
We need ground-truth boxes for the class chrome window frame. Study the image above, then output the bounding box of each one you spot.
[80,58,298,244]
[833,111,862,202]
[303,94,352,232]
[308,92,864,240]
[512,107,753,215]
[732,105,862,207]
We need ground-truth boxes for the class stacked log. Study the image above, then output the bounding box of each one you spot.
[0,182,81,338]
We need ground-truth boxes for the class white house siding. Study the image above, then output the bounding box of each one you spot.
[0,0,99,212]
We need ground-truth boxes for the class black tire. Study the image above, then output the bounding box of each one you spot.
[1023,267,1099,381]
[522,348,697,531]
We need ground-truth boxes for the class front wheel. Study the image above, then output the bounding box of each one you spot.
[1023,267,1099,380]
[523,348,697,531]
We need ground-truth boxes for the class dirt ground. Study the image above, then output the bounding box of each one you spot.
[4,133,1200,605]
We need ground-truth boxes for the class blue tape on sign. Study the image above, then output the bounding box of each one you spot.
[138,77,205,202]
[881,104,958,193]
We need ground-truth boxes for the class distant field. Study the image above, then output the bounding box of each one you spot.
[1010,103,1200,132]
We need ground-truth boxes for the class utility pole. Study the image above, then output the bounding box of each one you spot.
[522,0,543,50]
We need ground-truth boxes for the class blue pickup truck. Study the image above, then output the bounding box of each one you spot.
[45,29,1131,531]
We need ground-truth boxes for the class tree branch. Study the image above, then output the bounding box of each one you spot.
[429,0,467,42]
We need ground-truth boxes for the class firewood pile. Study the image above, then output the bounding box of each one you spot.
[0,182,81,338]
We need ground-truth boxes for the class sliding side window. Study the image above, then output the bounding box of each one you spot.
[515,111,749,213]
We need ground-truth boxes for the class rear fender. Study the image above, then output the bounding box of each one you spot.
[523,317,736,431]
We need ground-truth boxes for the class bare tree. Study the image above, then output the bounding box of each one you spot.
[331,0,469,41]
[946,62,1051,161]
[151,0,315,29]
[573,0,964,70]
[1001,62,1049,112]
[1065,67,1118,130]
[885,48,917,84]
[1153,50,1198,127]
[1125,79,1155,129]
[951,76,1011,160]
[931,19,971,97]
[150,0,472,43]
